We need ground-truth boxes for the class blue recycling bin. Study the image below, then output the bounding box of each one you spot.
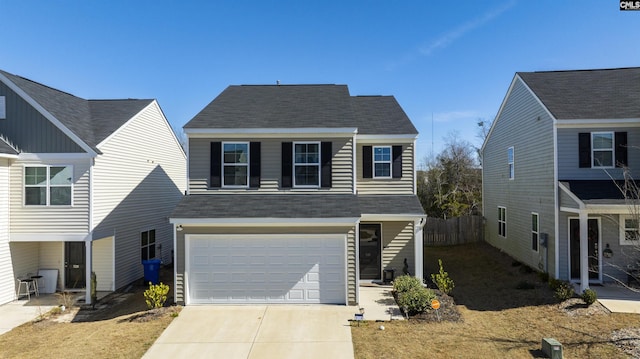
[142,259,161,285]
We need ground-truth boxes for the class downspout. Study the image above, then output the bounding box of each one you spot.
[553,119,560,279]
[355,218,361,305]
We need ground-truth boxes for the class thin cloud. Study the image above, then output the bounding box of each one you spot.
[420,0,516,56]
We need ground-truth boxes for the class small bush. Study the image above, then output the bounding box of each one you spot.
[548,277,562,290]
[431,259,455,295]
[516,280,535,290]
[397,287,436,315]
[553,280,575,301]
[144,282,170,309]
[393,275,423,294]
[519,265,533,274]
[511,260,522,267]
[581,288,597,306]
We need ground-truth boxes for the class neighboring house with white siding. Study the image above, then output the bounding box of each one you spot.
[482,67,640,292]
[170,84,426,305]
[0,70,186,305]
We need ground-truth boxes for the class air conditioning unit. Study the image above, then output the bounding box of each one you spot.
[542,337,563,359]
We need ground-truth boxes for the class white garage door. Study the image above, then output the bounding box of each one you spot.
[186,234,346,304]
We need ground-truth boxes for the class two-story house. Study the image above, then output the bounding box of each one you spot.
[170,84,426,305]
[482,67,640,292]
[0,70,186,305]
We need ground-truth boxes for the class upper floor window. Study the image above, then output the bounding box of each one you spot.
[0,96,5,119]
[507,147,514,179]
[592,132,614,168]
[223,142,249,187]
[498,206,507,237]
[141,229,156,261]
[620,215,640,245]
[373,146,392,178]
[294,142,320,187]
[579,132,627,169]
[24,166,72,206]
[531,213,539,252]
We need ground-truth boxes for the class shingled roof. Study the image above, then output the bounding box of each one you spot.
[0,70,153,152]
[518,67,640,120]
[184,84,418,135]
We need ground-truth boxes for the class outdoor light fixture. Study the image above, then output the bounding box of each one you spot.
[603,243,613,258]
[176,225,183,232]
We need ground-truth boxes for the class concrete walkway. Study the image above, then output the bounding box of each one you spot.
[0,296,58,336]
[357,286,404,321]
[143,305,355,359]
[595,285,640,314]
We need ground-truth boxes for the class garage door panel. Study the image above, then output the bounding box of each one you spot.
[187,235,346,304]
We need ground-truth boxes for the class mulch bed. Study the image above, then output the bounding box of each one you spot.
[394,288,463,323]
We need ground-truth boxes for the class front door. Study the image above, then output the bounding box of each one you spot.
[359,223,382,280]
[65,242,86,289]
[570,218,600,281]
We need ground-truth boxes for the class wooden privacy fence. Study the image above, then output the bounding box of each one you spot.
[423,215,484,246]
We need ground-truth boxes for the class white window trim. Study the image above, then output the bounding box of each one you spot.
[373,146,392,179]
[23,165,74,207]
[619,215,640,246]
[532,212,539,252]
[293,141,320,188]
[222,142,249,188]
[591,132,615,169]
[507,146,514,180]
[498,206,507,238]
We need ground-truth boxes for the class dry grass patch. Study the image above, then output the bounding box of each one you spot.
[0,267,179,359]
[352,242,640,359]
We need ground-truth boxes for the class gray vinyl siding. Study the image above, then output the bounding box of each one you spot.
[92,102,186,289]
[0,81,84,153]
[0,159,13,304]
[379,221,414,275]
[482,78,557,275]
[559,189,581,209]
[9,242,39,296]
[174,225,357,305]
[9,157,90,234]
[188,137,354,194]
[557,127,640,180]
[356,143,414,194]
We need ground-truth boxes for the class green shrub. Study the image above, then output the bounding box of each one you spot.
[553,280,575,301]
[537,271,550,283]
[431,259,455,295]
[548,277,562,290]
[397,287,436,315]
[144,282,170,309]
[393,275,423,294]
[581,288,597,306]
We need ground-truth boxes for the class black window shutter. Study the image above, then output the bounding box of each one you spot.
[210,142,221,188]
[321,142,332,188]
[615,132,628,167]
[392,145,403,178]
[578,133,591,168]
[249,142,261,188]
[281,142,293,188]
[363,146,372,178]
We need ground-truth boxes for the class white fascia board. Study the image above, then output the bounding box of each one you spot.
[170,217,360,227]
[185,128,358,138]
[585,204,633,214]
[554,118,640,128]
[0,73,97,156]
[0,153,18,159]
[355,134,417,144]
[558,182,585,210]
[17,152,94,161]
[560,206,582,214]
[10,233,91,242]
[360,214,426,222]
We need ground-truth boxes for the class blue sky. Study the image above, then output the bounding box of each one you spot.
[2,1,638,165]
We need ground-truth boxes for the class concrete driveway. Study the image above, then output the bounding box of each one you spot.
[143,305,355,359]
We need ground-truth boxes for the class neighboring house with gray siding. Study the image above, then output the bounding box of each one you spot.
[170,84,425,305]
[0,70,186,305]
[482,67,640,292]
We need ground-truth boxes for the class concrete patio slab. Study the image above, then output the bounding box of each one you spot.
[143,305,354,359]
[0,296,58,335]
[595,285,640,314]
[357,286,403,321]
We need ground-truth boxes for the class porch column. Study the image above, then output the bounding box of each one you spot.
[579,211,589,293]
[85,239,93,304]
[414,218,424,282]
